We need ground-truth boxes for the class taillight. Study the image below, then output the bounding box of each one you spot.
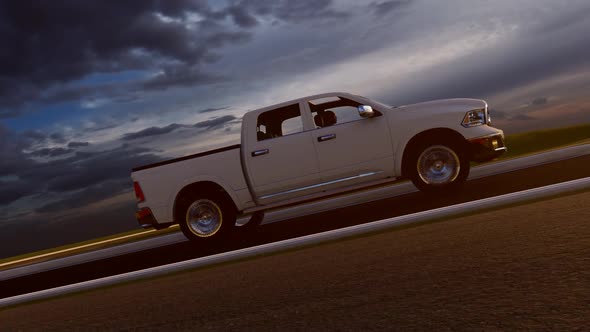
[133,181,145,203]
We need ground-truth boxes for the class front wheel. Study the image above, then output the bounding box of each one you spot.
[178,194,236,243]
[408,140,470,193]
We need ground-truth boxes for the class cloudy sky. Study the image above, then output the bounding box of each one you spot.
[1,0,590,257]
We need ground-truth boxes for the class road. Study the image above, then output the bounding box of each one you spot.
[2,182,589,330]
[0,154,589,301]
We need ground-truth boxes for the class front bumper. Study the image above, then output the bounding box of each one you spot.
[136,207,158,229]
[468,134,507,163]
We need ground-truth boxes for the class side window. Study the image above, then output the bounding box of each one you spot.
[323,106,362,125]
[309,97,365,128]
[281,116,303,136]
[256,103,303,141]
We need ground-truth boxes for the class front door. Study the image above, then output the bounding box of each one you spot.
[309,96,395,191]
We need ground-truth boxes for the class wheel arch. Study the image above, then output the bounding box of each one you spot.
[173,181,238,224]
[398,127,467,178]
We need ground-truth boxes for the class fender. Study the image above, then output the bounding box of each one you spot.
[164,174,243,223]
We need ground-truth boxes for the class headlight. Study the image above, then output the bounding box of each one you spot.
[462,108,486,128]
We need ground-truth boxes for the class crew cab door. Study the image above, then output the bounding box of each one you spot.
[308,96,395,190]
[243,102,321,204]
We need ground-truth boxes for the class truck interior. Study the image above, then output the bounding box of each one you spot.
[256,103,302,140]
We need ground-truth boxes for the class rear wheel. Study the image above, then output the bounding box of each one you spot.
[178,194,236,243]
[408,139,470,193]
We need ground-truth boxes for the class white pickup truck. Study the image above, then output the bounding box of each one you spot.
[131,92,506,242]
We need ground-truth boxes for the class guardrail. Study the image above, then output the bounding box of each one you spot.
[2,176,590,309]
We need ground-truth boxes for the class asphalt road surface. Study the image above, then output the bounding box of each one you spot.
[2,182,589,330]
[1,155,590,301]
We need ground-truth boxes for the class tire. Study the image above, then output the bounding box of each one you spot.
[408,138,470,193]
[177,193,236,243]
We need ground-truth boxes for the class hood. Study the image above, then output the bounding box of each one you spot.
[398,98,487,112]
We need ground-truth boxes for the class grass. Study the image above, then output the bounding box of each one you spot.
[499,123,590,160]
[2,123,589,268]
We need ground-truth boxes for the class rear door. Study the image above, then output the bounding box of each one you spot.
[244,102,321,204]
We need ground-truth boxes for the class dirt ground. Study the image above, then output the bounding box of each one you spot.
[1,191,589,331]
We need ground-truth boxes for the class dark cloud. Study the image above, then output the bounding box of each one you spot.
[49,132,67,144]
[0,128,164,216]
[29,147,73,158]
[122,114,238,141]
[67,141,90,148]
[35,179,131,214]
[233,0,349,23]
[0,125,34,177]
[122,123,187,141]
[142,66,229,91]
[0,180,35,205]
[86,123,119,132]
[22,130,47,142]
[199,106,231,113]
[43,146,163,193]
[226,5,259,28]
[193,115,238,130]
[0,0,354,117]
[0,126,38,204]
[40,82,141,110]
[0,0,249,116]
[369,0,412,17]
[531,97,548,106]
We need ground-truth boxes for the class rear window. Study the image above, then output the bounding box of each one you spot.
[256,103,303,141]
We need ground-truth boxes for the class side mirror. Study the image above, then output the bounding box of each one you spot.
[358,105,375,118]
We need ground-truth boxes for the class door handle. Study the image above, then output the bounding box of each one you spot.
[317,133,336,142]
[251,149,269,157]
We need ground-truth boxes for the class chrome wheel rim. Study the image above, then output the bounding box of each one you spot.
[186,199,223,237]
[417,145,460,185]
